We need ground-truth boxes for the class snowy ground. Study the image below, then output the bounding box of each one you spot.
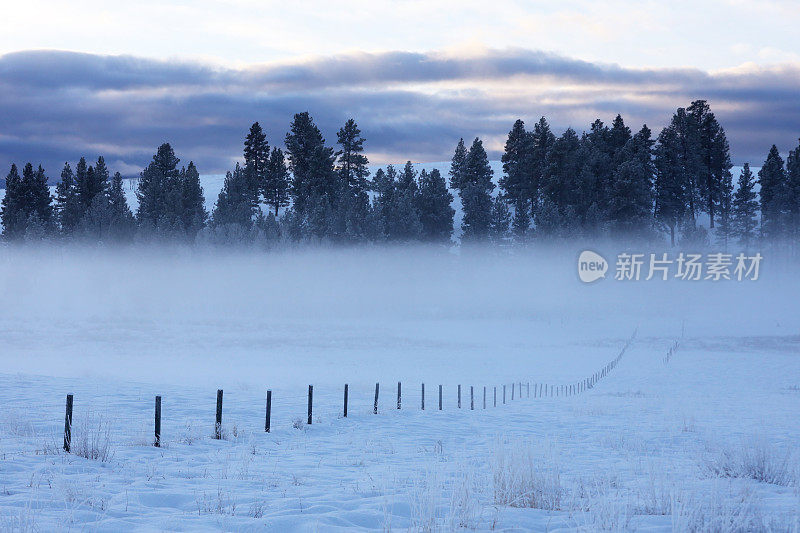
[0,246,799,531]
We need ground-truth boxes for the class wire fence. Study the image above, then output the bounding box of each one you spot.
[1,329,639,457]
[662,340,680,364]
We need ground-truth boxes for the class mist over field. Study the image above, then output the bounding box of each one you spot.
[1,243,794,387]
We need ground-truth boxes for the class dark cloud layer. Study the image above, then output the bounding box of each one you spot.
[1,49,799,182]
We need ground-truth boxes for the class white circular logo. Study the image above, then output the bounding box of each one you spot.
[578,250,608,283]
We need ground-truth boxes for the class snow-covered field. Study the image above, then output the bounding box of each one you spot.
[1,246,799,531]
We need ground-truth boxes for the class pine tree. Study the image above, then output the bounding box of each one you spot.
[460,138,495,241]
[336,119,370,241]
[263,147,290,217]
[373,165,396,236]
[364,199,386,242]
[336,119,370,199]
[305,193,335,240]
[758,145,787,241]
[371,167,390,196]
[75,156,108,213]
[581,119,612,222]
[417,168,454,243]
[608,125,654,238]
[716,167,734,250]
[137,143,181,229]
[449,138,468,191]
[654,124,687,245]
[688,100,731,229]
[397,161,419,197]
[387,190,422,242]
[55,162,82,234]
[244,122,269,207]
[785,139,800,245]
[488,196,511,244]
[3,163,54,239]
[1,164,24,239]
[285,112,337,217]
[76,157,114,240]
[499,120,533,205]
[533,197,565,238]
[181,161,208,239]
[107,171,135,240]
[608,114,632,164]
[381,163,422,241]
[529,117,556,213]
[667,107,703,225]
[28,164,53,229]
[511,197,531,241]
[74,157,88,217]
[732,163,759,250]
[92,156,110,200]
[212,163,255,229]
[540,128,582,233]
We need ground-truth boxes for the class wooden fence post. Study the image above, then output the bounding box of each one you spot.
[421,383,425,410]
[154,395,162,447]
[63,394,73,452]
[470,386,474,410]
[483,386,486,409]
[374,383,379,414]
[494,386,497,407]
[438,384,443,410]
[265,390,272,432]
[457,385,461,408]
[215,389,223,439]
[503,385,506,404]
[397,382,401,410]
[343,384,348,418]
[511,383,515,401]
[307,385,313,425]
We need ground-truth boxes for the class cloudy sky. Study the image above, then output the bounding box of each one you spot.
[1,0,799,176]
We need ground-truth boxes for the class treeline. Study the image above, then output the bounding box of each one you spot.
[497,100,798,249]
[2,101,799,249]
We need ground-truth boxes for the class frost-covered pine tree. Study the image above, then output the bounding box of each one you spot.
[529,117,556,214]
[716,166,734,250]
[137,143,181,230]
[243,122,269,207]
[285,112,337,217]
[608,125,654,239]
[731,163,759,250]
[758,145,786,242]
[417,168,454,243]
[181,161,207,239]
[540,128,581,233]
[212,163,254,230]
[1,164,24,239]
[785,139,800,246]
[384,163,422,242]
[448,138,468,192]
[4,163,54,239]
[512,197,531,242]
[499,119,532,206]
[654,124,687,246]
[107,171,135,240]
[55,162,83,234]
[263,148,290,217]
[75,156,109,214]
[336,119,370,199]
[460,138,495,241]
[488,196,511,244]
